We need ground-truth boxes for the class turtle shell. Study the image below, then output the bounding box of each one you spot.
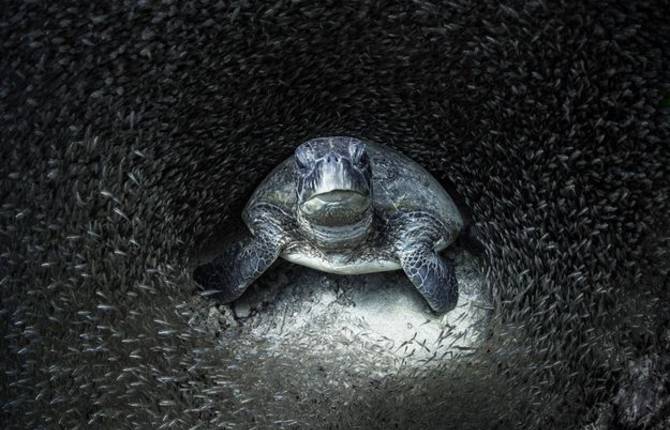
[243,140,463,236]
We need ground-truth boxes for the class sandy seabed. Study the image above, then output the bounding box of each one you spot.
[189,245,491,384]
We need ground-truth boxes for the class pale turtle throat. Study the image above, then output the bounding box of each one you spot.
[297,198,373,249]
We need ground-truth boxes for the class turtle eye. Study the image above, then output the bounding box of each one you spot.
[357,151,369,167]
[349,141,369,167]
[295,144,313,171]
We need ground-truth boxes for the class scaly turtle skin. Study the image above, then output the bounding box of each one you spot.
[194,136,464,313]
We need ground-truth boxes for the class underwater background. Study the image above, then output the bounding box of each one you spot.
[1,1,669,428]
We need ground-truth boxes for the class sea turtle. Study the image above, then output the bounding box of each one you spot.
[194,136,464,313]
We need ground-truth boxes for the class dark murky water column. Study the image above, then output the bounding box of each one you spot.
[1,1,669,429]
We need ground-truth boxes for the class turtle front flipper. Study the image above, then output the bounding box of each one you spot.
[193,206,291,303]
[397,243,458,313]
[392,212,459,313]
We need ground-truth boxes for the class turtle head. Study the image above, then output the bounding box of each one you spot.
[294,137,372,228]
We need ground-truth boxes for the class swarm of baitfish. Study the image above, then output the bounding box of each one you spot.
[1,0,668,429]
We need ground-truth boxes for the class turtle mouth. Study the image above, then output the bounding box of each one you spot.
[300,190,370,226]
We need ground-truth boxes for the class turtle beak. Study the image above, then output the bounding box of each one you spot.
[301,190,370,226]
[304,190,368,208]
